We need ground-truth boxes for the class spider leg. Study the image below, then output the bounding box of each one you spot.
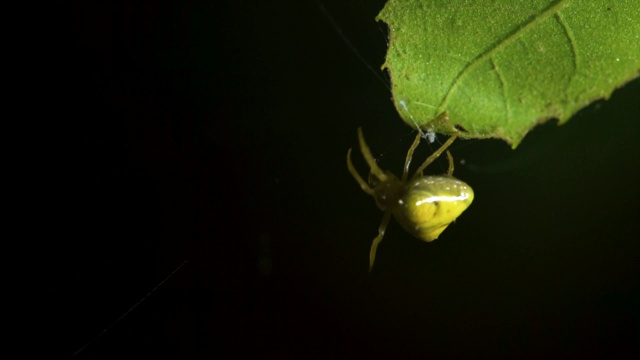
[446,150,454,176]
[412,134,457,180]
[357,128,388,182]
[402,131,422,181]
[369,211,392,272]
[347,148,375,196]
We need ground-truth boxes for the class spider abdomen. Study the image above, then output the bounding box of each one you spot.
[393,176,474,242]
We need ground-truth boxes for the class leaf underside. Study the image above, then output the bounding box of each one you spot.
[377,0,640,148]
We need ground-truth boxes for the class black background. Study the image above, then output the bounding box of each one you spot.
[51,1,639,358]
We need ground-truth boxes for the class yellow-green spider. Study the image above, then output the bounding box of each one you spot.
[347,127,474,271]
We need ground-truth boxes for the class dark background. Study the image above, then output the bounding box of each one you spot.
[51,0,639,358]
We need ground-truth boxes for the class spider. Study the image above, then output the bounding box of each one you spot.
[347,127,474,271]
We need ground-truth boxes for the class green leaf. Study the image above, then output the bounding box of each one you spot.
[377,0,640,148]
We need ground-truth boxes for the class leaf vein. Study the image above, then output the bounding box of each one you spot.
[436,0,572,116]
[491,57,510,125]
[555,11,579,91]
